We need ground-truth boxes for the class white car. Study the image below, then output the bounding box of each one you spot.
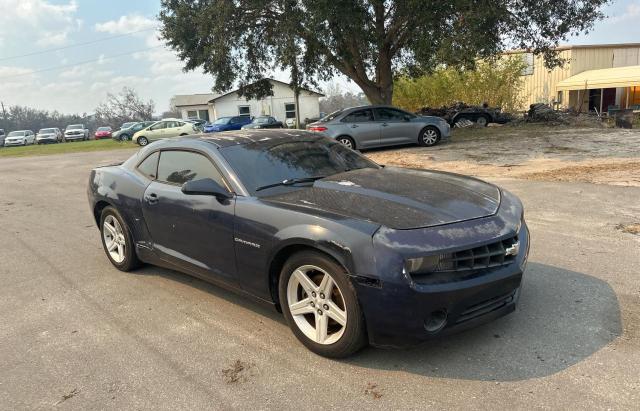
[4,130,35,146]
[64,124,89,141]
[36,128,63,144]
[132,119,198,146]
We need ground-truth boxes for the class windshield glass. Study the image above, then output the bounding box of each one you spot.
[39,128,56,133]
[97,127,111,131]
[8,131,25,136]
[220,138,379,196]
[67,125,83,130]
[213,117,232,125]
[319,110,343,123]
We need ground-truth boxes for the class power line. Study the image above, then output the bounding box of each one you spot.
[0,28,158,62]
[0,45,164,80]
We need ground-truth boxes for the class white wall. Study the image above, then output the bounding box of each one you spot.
[211,80,321,123]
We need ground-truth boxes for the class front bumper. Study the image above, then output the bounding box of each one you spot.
[65,134,85,140]
[36,136,57,143]
[4,139,26,146]
[356,224,529,348]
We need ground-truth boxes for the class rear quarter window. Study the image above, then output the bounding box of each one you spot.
[137,151,159,179]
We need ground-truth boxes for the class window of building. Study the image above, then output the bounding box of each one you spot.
[521,53,534,76]
[238,106,251,117]
[187,110,197,118]
[137,151,159,179]
[556,90,563,104]
[285,103,297,119]
[157,151,226,186]
[198,110,210,121]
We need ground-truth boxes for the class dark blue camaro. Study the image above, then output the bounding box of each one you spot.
[87,130,529,357]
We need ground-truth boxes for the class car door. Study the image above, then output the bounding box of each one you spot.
[141,149,237,283]
[340,109,380,148]
[147,121,167,140]
[374,107,417,146]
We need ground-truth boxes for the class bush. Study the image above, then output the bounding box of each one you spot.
[393,57,526,112]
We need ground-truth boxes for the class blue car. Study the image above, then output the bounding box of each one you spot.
[204,116,253,132]
[87,130,529,358]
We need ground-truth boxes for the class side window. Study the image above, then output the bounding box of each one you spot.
[374,108,406,122]
[157,150,226,187]
[137,151,159,179]
[150,122,166,131]
[341,109,373,123]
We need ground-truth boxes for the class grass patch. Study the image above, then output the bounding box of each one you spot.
[0,139,136,158]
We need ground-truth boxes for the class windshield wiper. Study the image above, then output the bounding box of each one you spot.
[255,176,326,192]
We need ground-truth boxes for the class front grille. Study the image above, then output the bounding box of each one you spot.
[456,290,516,323]
[437,236,518,272]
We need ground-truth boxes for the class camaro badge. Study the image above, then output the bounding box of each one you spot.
[234,237,261,249]
[505,241,520,257]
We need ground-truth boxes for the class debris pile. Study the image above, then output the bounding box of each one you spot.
[418,102,513,127]
[522,103,605,127]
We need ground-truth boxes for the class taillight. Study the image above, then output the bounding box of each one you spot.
[308,126,327,132]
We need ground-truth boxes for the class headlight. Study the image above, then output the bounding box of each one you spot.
[405,254,453,275]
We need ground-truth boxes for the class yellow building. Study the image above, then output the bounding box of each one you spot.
[506,43,640,112]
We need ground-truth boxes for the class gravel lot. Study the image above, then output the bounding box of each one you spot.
[1,131,639,409]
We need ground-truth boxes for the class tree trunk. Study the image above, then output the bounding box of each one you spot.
[359,82,394,105]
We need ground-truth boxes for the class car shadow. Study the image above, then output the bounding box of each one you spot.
[347,262,622,381]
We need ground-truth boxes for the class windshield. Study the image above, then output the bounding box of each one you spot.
[254,117,270,124]
[67,125,83,130]
[8,131,25,136]
[220,138,379,196]
[319,110,343,123]
[39,128,56,133]
[97,127,111,131]
[213,117,232,125]
[122,122,137,129]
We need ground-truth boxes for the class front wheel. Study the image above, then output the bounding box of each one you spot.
[100,206,141,271]
[279,251,367,358]
[120,134,130,142]
[137,136,148,146]
[419,126,441,147]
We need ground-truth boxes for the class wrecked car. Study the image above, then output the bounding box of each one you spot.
[87,130,529,358]
[419,102,513,127]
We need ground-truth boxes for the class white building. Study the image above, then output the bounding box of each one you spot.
[172,78,324,125]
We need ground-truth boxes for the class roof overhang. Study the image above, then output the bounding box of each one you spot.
[557,65,640,91]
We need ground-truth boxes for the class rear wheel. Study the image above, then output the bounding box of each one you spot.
[418,126,440,147]
[279,251,367,358]
[337,136,356,150]
[476,115,489,127]
[137,136,148,146]
[100,206,141,271]
[120,134,130,142]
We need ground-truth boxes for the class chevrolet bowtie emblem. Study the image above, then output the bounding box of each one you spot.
[505,241,520,257]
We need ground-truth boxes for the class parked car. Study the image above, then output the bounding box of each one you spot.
[0,129,5,147]
[203,116,253,132]
[186,118,207,132]
[306,105,450,149]
[88,130,529,358]
[64,124,89,141]
[132,119,198,146]
[36,128,63,144]
[241,116,284,129]
[113,121,155,141]
[4,130,35,146]
[120,122,138,130]
[94,127,113,140]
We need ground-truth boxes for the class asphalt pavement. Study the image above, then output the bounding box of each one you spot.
[0,150,638,410]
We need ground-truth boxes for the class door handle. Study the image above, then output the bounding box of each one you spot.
[351,124,359,128]
[146,193,159,205]
[381,123,389,127]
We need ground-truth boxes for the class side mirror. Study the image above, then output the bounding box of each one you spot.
[181,178,233,200]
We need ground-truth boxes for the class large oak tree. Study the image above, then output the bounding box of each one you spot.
[159,0,608,104]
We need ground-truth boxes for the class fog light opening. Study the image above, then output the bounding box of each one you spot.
[424,309,448,333]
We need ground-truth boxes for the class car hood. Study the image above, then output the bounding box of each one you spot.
[262,167,501,230]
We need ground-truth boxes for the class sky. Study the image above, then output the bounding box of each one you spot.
[0,0,639,115]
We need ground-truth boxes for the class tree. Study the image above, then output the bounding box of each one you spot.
[95,87,155,129]
[159,0,607,105]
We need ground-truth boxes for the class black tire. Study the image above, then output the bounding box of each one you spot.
[418,126,441,147]
[336,135,356,150]
[99,206,142,272]
[476,115,489,127]
[120,134,130,142]
[137,136,148,146]
[279,250,367,358]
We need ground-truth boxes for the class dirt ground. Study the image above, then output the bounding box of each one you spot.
[366,125,640,186]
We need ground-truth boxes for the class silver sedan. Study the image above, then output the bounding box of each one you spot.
[307,105,450,149]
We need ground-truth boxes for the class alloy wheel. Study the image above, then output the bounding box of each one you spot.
[103,215,126,264]
[138,137,148,146]
[422,129,439,145]
[286,265,347,345]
